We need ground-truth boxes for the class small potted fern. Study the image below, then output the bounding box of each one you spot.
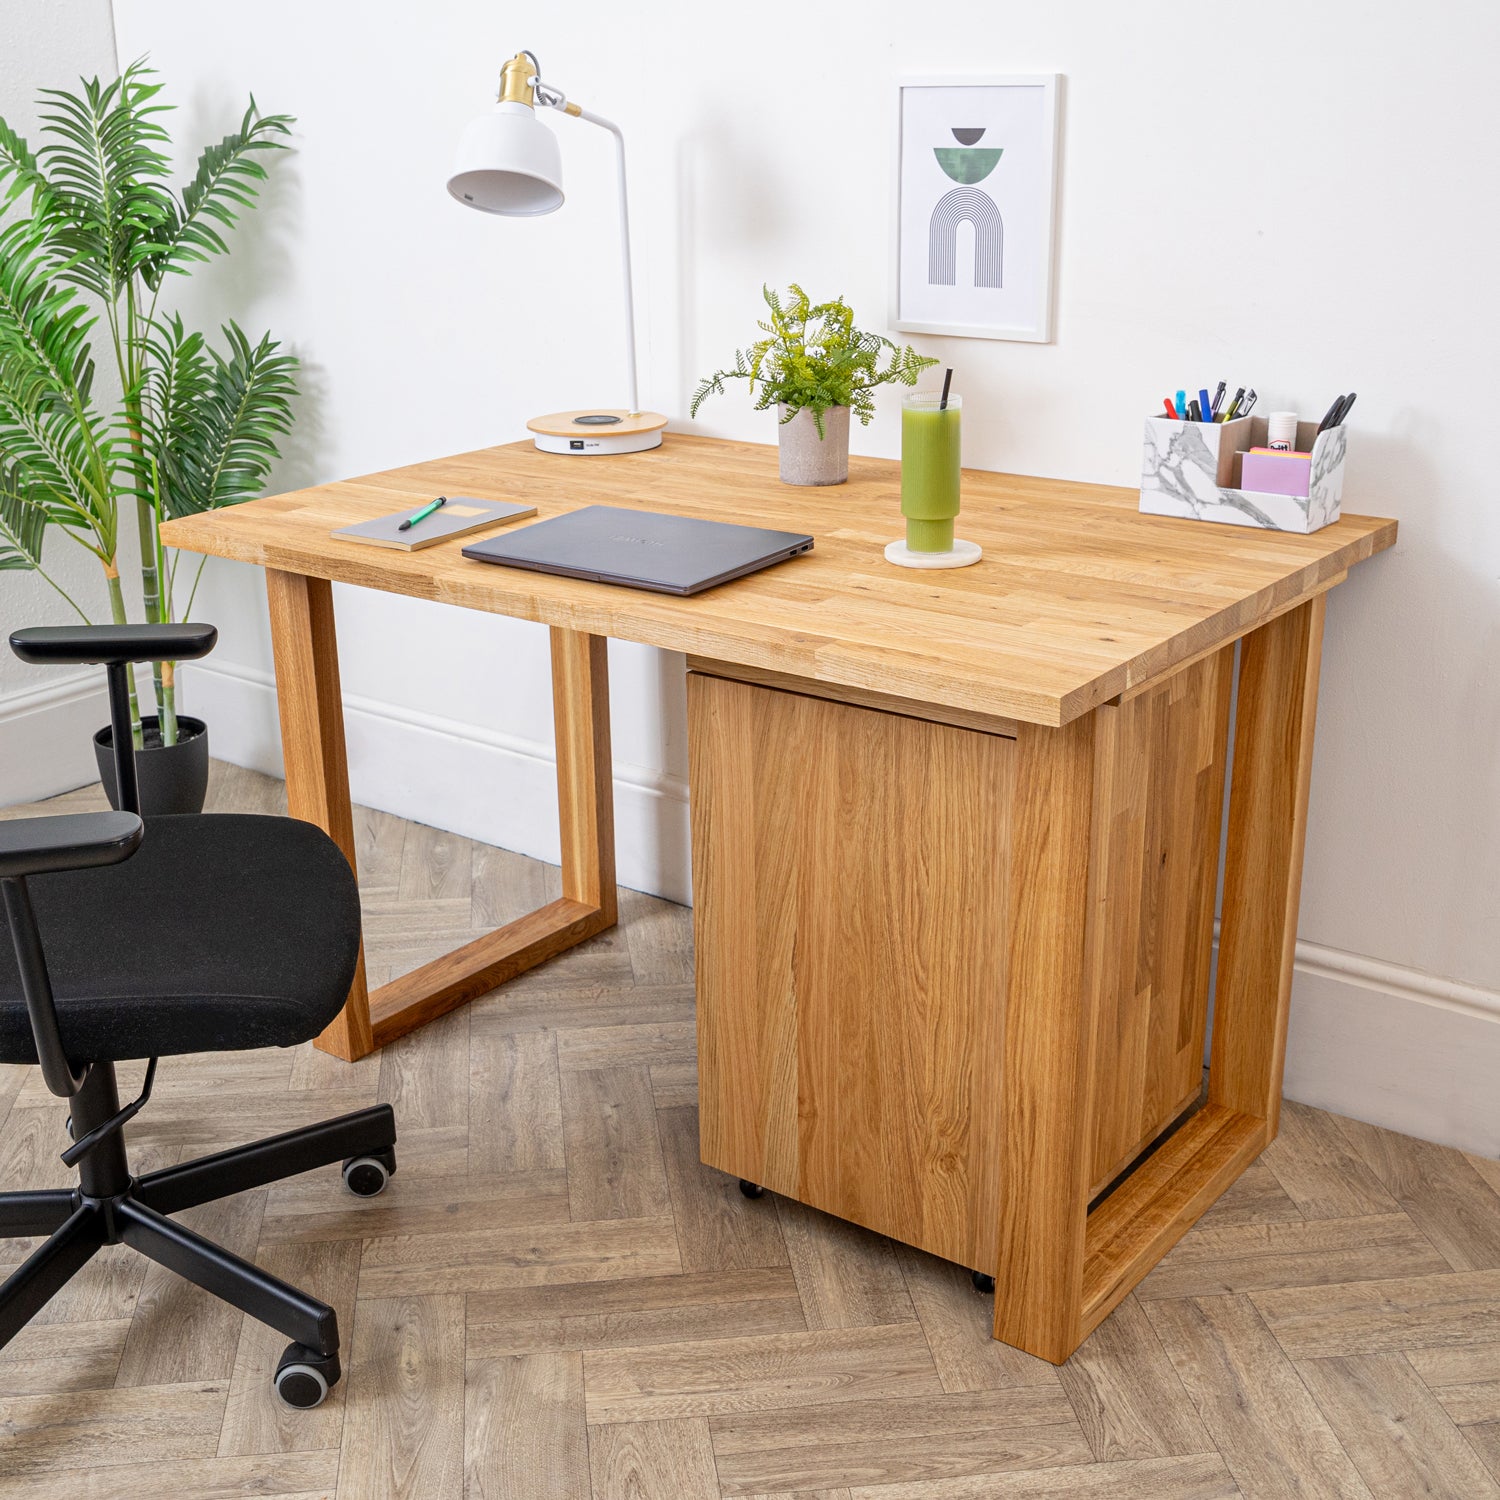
[691,284,936,485]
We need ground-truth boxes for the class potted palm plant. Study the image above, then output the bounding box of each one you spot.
[691,284,936,485]
[0,60,298,812]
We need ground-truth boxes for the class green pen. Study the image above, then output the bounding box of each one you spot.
[398,496,447,532]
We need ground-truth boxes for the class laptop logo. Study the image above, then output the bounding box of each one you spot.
[609,534,664,547]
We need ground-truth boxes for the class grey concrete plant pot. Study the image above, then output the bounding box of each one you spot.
[777,404,850,486]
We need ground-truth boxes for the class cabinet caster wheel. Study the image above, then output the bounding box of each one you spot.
[343,1148,396,1198]
[274,1343,340,1408]
[739,1180,765,1199]
[971,1271,996,1294]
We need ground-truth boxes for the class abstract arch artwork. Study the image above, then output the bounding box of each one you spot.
[894,76,1060,342]
[929,128,1003,288]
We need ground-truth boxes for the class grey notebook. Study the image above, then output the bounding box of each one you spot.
[332,496,536,552]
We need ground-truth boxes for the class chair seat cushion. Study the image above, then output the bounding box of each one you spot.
[0,814,361,1065]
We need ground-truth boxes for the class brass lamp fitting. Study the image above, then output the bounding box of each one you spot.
[498,52,536,107]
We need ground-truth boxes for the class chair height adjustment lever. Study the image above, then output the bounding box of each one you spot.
[62,1057,158,1168]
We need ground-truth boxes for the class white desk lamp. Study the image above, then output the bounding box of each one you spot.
[448,50,667,455]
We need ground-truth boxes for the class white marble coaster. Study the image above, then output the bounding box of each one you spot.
[884,538,983,569]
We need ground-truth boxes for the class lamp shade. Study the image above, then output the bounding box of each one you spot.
[447,102,563,215]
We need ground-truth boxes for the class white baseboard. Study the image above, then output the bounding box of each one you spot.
[180,658,692,905]
[1282,942,1500,1158]
[0,673,108,805]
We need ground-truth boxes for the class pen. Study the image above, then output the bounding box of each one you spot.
[1198,389,1212,423]
[1333,391,1356,426]
[398,496,448,532]
[1175,390,1188,422]
[1224,387,1246,420]
[1238,389,1258,418]
[1188,398,1202,422]
[1210,381,1226,418]
[1163,397,1180,418]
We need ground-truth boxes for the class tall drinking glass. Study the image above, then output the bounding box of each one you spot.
[901,392,962,552]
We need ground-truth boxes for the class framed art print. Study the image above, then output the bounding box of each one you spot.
[893,75,1060,343]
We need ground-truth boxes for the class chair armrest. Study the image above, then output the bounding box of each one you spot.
[9,623,218,667]
[0,812,144,880]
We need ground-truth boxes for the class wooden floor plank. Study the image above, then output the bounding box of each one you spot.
[1260,1101,1399,1221]
[337,1295,465,1500]
[0,1449,340,1499]
[842,1452,1239,1498]
[656,1104,789,1272]
[0,1379,228,1476]
[1251,1270,1500,1359]
[709,1388,1091,1495]
[893,1244,1061,1393]
[1134,1212,1450,1301]
[357,1216,682,1297]
[588,1415,720,1499]
[467,1027,565,1174]
[778,1198,917,1331]
[465,1351,589,1500]
[1056,1296,1212,1461]
[1297,1351,1500,1498]
[0,1317,129,1398]
[465,1267,805,1359]
[1405,1340,1500,1425]
[1332,1113,1500,1271]
[1145,1294,1375,1499]
[583,1324,941,1424]
[561,1065,672,1222]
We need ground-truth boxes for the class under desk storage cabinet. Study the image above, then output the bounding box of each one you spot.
[689,645,1282,1364]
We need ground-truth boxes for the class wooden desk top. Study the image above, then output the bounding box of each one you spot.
[160,435,1396,727]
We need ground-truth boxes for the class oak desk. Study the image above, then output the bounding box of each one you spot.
[160,435,1396,1363]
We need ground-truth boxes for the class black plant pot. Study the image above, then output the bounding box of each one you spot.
[94,715,210,816]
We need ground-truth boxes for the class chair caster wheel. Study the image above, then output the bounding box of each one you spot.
[65,1116,74,1140]
[739,1180,765,1199]
[343,1148,395,1198]
[971,1270,996,1294]
[275,1343,340,1408]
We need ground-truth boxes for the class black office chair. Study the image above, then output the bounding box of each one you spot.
[0,623,396,1408]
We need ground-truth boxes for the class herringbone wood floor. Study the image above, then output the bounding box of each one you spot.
[2,763,1499,1499]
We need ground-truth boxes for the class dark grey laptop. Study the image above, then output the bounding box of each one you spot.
[461,505,814,596]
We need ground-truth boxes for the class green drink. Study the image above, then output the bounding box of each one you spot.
[901,392,962,552]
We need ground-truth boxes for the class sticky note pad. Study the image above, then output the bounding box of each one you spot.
[1241,450,1312,499]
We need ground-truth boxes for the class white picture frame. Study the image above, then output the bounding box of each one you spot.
[892,74,1061,344]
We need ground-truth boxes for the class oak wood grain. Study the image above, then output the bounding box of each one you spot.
[1210,595,1326,1130]
[265,569,373,1061]
[162,436,1396,729]
[691,674,1014,1273]
[1146,1293,1375,1499]
[337,1295,465,1500]
[465,1352,589,1500]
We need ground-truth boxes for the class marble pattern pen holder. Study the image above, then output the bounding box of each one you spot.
[1139,414,1347,534]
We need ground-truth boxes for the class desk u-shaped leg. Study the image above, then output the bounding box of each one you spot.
[266,570,617,1061]
[993,595,1326,1363]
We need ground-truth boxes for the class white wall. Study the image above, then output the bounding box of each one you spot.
[88,0,1500,1153]
[0,0,121,799]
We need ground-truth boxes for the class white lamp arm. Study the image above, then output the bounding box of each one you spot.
[537,86,640,416]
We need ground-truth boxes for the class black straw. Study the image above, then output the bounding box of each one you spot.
[939,368,953,410]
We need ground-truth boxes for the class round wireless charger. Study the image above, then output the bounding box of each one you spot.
[884,538,983,569]
[527,408,668,456]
